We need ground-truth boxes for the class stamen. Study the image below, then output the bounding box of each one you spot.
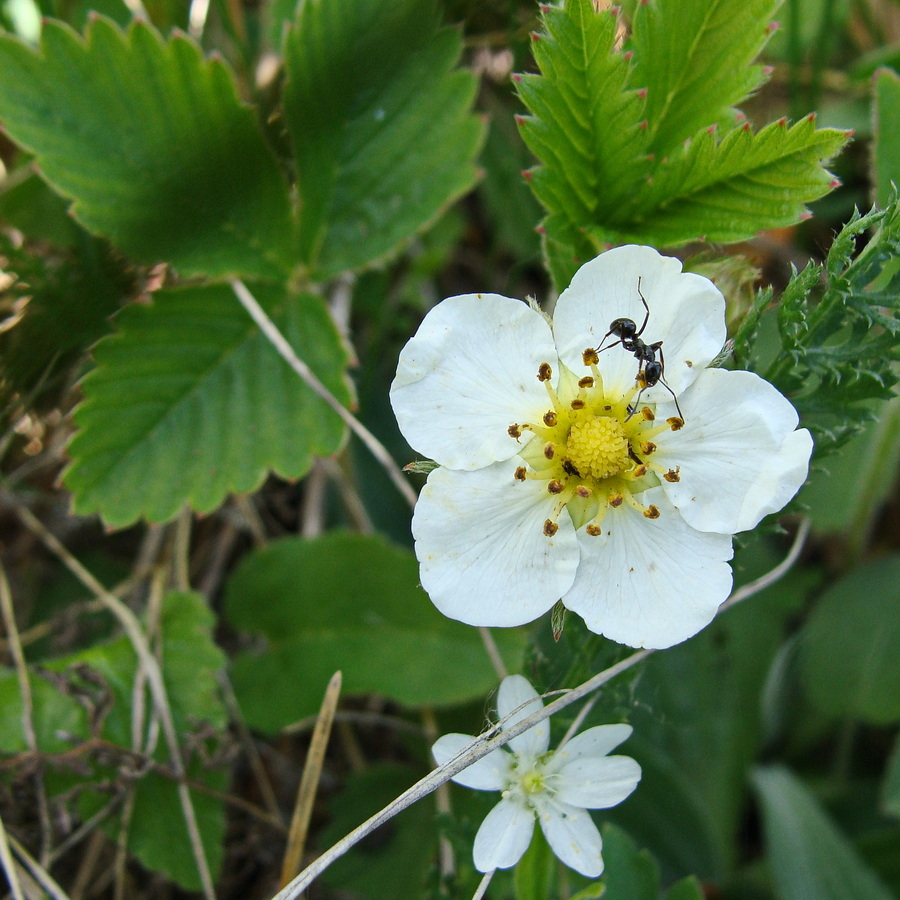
[621,486,661,519]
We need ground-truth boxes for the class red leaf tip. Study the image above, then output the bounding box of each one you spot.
[636,87,648,99]
[521,169,533,181]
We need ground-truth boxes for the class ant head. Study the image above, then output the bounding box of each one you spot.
[609,317,637,339]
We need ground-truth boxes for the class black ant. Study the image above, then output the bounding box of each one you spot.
[595,278,684,421]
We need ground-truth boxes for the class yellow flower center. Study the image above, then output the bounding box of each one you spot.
[509,350,684,536]
[520,768,545,794]
[566,417,629,480]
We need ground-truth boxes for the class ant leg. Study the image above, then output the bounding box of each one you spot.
[634,277,651,338]
[654,345,684,420]
[595,333,623,354]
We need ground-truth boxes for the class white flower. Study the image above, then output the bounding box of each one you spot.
[390,245,812,649]
[432,674,641,877]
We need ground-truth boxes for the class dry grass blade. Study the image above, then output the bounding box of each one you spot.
[0,810,26,900]
[0,561,52,863]
[13,505,217,900]
[279,670,342,887]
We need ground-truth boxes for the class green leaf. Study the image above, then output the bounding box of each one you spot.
[752,765,896,900]
[515,828,556,900]
[874,68,900,210]
[64,283,349,528]
[122,764,229,892]
[600,824,659,900]
[515,0,847,286]
[515,0,646,231]
[882,734,900,819]
[801,397,900,537]
[0,17,295,278]
[664,877,705,900]
[800,556,900,724]
[0,163,78,246]
[282,0,484,279]
[608,116,847,247]
[224,532,526,734]
[763,197,900,455]
[630,0,781,154]
[319,765,437,900]
[0,229,132,407]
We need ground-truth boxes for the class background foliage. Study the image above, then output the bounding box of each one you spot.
[0,0,898,898]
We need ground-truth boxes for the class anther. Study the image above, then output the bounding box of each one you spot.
[631,465,648,478]
[548,480,564,494]
[586,524,602,536]
[667,416,684,431]
[640,441,656,455]
[543,411,558,427]
[641,407,655,421]
[543,443,555,459]
[582,348,599,366]
[609,493,624,507]
[508,424,522,439]
[570,398,585,410]
[643,505,660,519]
[543,519,559,536]
[664,468,680,483]
[576,485,592,498]
[537,362,553,382]
[578,376,594,388]
[514,466,527,481]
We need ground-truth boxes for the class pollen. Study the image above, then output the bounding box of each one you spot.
[565,417,629,480]
[509,350,684,536]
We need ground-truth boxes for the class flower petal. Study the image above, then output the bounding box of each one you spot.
[473,797,535,872]
[655,368,813,534]
[553,245,726,400]
[497,674,550,758]
[413,461,580,627]
[390,293,557,470]
[551,755,642,809]
[555,723,633,759]
[562,488,734,649]
[536,799,604,878]
[432,734,510,791]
